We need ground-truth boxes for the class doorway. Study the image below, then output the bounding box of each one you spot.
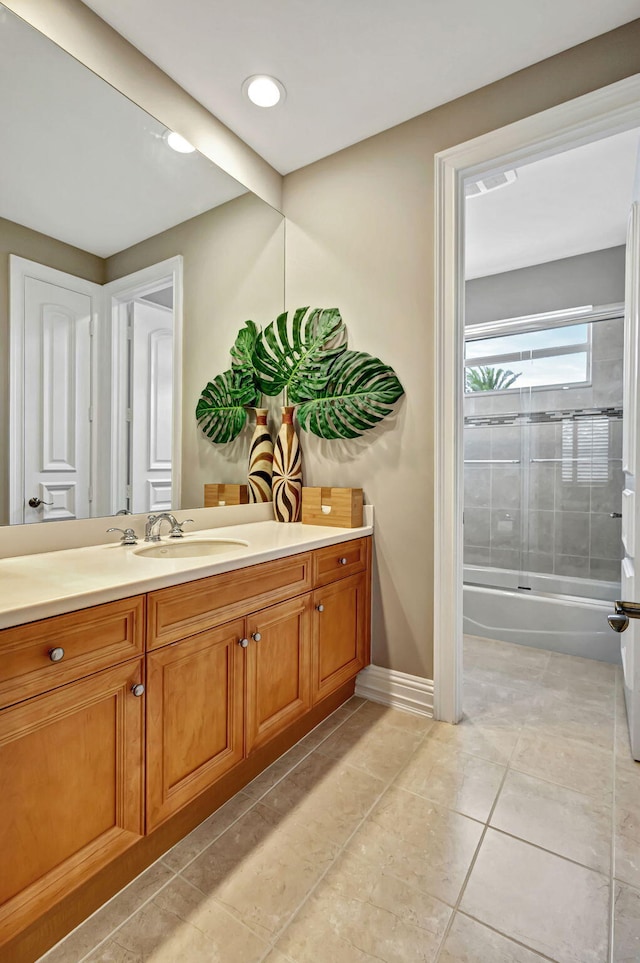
[433,74,640,728]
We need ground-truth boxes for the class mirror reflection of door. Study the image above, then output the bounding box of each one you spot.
[10,257,101,524]
[129,296,173,514]
[10,256,178,523]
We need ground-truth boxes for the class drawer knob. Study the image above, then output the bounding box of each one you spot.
[339,557,348,565]
[48,647,65,663]
[316,603,325,612]
[238,637,249,648]
[131,683,145,698]
[252,631,262,642]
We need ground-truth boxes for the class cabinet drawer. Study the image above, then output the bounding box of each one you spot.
[0,597,145,710]
[147,553,313,649]
[313,537,369,587]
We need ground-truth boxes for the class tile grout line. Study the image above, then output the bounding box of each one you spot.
[432,761,512,963]
[160,696,369,877]
[253,713,439,961]
[40,697,367,963]
[454,910,562,963]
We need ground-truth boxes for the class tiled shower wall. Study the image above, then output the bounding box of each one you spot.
[463,316,624,582]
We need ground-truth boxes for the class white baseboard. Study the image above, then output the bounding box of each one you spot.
[355,664,434,718]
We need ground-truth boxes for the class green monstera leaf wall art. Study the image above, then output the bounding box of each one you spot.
[252,307,347,401]
[295,350,405,440]
[195,308,404,443]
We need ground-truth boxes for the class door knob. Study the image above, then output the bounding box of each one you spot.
[238,638,249,648]
[28,496,53,508]
[316,604,324,612]
[607,600,640,634]
[609,512,622,518]
[252,632,262,642]
[49,647,65,662]
[339,557,348,565]
[131,683,145,697]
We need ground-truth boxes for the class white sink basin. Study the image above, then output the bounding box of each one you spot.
[133,538,248,559]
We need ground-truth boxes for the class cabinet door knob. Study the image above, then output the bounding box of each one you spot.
[238,637,249,648]
[131,683,145,697]
[316,603,324,612]
[252,631,262,642]
[339,557,348,565]
[48,647,65,663]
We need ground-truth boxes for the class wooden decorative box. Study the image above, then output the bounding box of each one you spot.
[301,487,363,528]
[204,484,249,507]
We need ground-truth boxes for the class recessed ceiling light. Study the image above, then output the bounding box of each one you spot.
[165,131,196,153]
[242,75,286,108]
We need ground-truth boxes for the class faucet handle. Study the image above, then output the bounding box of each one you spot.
[169,519,194,538]
[107,527,138,545]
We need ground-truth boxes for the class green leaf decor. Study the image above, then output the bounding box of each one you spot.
[295,350,405,440]
[195,368,259,444]
[196,308,404,446]
[252,307,347,400]
[230,320,260,378]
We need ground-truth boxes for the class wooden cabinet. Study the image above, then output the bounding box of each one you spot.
[146,620,245,830]
[246,595,312,754]
[0,596,145,710]
[312,571,369,704]
[2,536,371,961]
[313,536,368,587]
[147,553,312,649]
[146,596,313,827]
[0,659,144,945]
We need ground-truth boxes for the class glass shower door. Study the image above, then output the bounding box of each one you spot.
[463,338,531,589]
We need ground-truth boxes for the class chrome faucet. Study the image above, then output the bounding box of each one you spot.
[144,513,193,541]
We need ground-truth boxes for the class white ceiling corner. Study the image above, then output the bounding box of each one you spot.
[83,0,640,174]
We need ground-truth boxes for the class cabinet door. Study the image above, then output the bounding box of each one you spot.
[246,596,312,754]
[312,572,368,704]
[0,660,144,943]
[146,620,245,830]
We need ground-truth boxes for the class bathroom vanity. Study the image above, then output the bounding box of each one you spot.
[0,519,372,962]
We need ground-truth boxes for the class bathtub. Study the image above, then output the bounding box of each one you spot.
[463,565,621,663]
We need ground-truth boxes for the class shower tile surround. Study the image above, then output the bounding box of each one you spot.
[38,640,640,963]
[464,316,624,582]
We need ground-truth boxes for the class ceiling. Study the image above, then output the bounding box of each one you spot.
[465,127,640,278]
[0,8,245,258]
[83,0,639,175]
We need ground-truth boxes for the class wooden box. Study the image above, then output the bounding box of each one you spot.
[301,487,363,528]
[204,484,249,507]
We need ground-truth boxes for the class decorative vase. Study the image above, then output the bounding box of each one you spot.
[272,406,303,522]
[247,408,274,503]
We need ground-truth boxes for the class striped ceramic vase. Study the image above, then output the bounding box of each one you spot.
[272,406,303,522]
[247,408,274,503]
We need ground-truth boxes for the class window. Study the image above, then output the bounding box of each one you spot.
[464,322,590,393]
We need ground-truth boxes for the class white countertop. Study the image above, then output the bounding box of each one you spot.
[0,517,373,629]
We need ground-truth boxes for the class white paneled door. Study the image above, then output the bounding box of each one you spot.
[10,258,101,524]
[130,299,173,514]
[620,171,640,759]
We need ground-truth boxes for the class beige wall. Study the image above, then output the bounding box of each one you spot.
[282,19,640,680]
[0,217,104,525]
[105,192,285,510]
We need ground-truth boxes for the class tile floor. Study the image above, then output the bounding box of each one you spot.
[40,635,640,962]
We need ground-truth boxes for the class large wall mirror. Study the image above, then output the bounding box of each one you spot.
[0,5,285,527]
